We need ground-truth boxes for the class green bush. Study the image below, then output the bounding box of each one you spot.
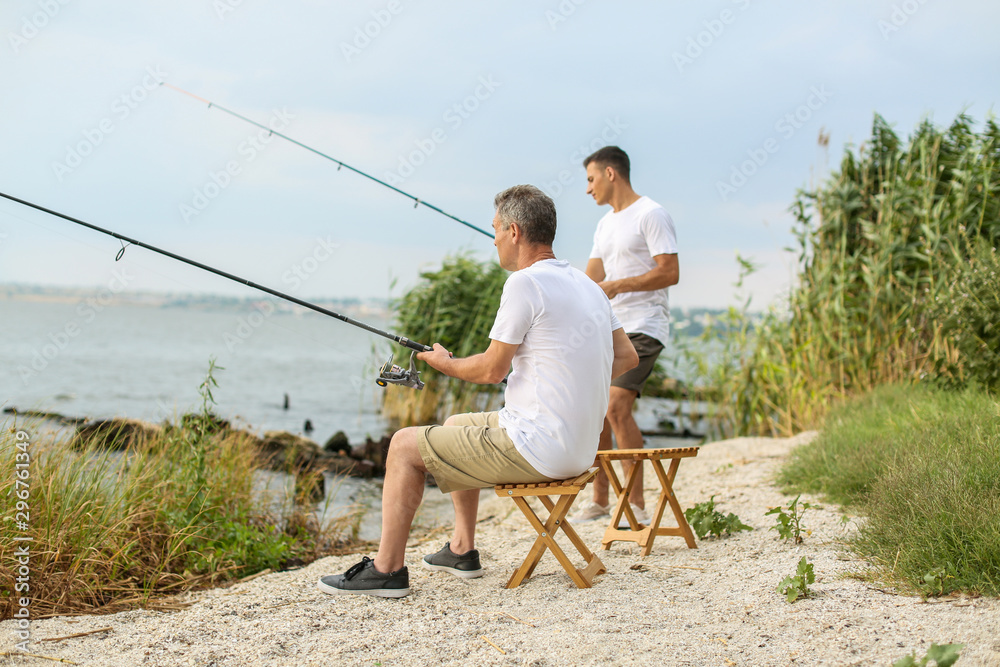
[383,253,508,426]
[933,238,1000,392]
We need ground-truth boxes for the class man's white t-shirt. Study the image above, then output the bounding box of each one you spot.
[489,259,622,479]
[589,195,678,345]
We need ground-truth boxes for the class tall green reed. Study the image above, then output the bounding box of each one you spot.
[690,113,1000,436]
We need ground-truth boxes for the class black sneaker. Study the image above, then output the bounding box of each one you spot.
[317,557,410,598]
[421,542,484,579]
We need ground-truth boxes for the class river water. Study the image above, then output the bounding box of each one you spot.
[1,294,704,540]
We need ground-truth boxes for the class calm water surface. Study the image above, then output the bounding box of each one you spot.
[0,297,391,444]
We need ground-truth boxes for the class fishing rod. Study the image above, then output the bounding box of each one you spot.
[0,190,428,390]
[160,82,495,240]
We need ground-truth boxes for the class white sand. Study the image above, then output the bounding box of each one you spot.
[3,432,999,666]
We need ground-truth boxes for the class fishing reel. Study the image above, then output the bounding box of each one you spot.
[376,351,425,390]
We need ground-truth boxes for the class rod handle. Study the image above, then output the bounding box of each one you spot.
[399,338,433,353]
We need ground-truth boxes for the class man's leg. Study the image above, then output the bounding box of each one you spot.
[373,426,428,574]
[606,386,645,508]
[589,418,614,507]
[442,414,480,554]
[448,488,480,554]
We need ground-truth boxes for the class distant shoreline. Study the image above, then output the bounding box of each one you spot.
[0,284,393,318]
[0,283,730,335]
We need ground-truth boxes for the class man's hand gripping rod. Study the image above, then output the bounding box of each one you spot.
[376,338,432,390]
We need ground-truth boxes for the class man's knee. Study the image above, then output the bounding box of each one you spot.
[607,388,637,425]
[388,427,426,471]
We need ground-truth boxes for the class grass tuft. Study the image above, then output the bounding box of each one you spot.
[778,383,1000,596]
[0,360,363,618]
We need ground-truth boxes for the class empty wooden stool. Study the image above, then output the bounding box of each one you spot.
[495,467,606,589]
[596,447,699,556]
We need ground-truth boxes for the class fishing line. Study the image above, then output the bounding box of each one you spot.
[0,190,432,389]
[160,82,495,240]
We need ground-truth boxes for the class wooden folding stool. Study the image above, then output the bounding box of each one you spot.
[494,467,606,589]
[597,447,699,556]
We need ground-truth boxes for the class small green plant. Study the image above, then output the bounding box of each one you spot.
[892,643,964,667]
[920,562,958,598]
[765,494,821,544]
[776,556,815,603]
[684,496,753,539]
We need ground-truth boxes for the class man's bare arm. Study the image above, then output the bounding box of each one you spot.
[599,253,679,300]
[586,257,605,283]
[417,339,517,385]
[610,327,639,379]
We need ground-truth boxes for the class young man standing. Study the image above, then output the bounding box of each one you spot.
[572,146,679,526]
[317,184,638,598]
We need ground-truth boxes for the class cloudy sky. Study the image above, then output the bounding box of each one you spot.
[0,0,997,309]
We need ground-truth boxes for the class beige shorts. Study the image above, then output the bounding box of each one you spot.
[417,412,554,494]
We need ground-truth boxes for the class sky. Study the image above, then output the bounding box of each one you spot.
[0,0,997,310]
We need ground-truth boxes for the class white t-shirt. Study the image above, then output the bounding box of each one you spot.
[589,195,678,345]
[489,259,622,479]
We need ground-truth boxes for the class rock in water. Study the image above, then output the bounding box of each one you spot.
[324,430,350,455]
[70,418,163,451]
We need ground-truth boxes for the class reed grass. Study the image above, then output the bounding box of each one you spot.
[383,253,508,427]
[0,362,361,618]
[685,113,1000,436]
[777,384,1000,596]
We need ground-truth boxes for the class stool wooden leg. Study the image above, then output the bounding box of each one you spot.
[602,458,644,550]
[538,496,606,581]
[507,493,605,589]
[652,458,698,551]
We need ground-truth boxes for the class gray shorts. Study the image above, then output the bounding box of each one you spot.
[611,332,664,397]
[416,412,553,494]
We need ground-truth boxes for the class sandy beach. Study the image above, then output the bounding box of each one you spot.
[3,431,998,666]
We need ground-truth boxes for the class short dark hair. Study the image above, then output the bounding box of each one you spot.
[493,185,557,246]
[583,145,630,183]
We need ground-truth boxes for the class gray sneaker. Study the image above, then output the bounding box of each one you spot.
[317,557,410,598]
[422,542,484,579]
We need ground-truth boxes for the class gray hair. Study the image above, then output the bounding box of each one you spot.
[493,185,557,246]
